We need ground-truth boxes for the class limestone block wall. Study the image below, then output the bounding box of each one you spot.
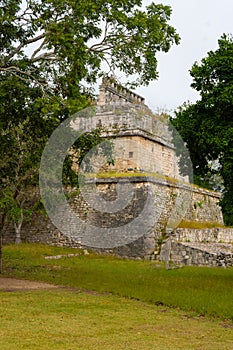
[2,177,224,260]
[174,228,233,244]
[104,136,179,179]
[160,240,233,267]
[182,187,223,224]
[72,103,189,183]
[159,222,233,267]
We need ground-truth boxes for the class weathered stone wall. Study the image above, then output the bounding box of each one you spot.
[72,102,186,182]
[160,239,233,267]
[181,186,223,224]
[159,225,233,268]
[2,176,224,261]
[98,77,146,106]
[174,228,233,244]
[104,136,179,178]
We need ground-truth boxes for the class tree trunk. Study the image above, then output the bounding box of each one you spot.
[14,220,23,244]
[0,213,7,273]
[0,234,2,274]
[14,210,24,244]
[15,228,22,244]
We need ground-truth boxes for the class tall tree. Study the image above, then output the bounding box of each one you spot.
[172,34,233,225]
[1,0,180,96]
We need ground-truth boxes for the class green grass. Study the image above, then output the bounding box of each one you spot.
[2,244,233,321]
[85,171,188,184]
[85,171,220,193]
[177,220,225,229]
[0,289,232,350]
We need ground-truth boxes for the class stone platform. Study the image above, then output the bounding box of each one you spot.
[159,228,233,267]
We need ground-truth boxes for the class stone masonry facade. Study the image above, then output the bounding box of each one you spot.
[3,175,228,262]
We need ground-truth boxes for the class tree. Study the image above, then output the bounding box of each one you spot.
[171,34,233,225]
[1,0,179,92]
[0,0,180,270]
[0,116,46,241]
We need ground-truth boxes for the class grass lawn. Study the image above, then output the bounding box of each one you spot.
[0,289,232,350]
[1,244,233,349]
[2,244,233,321]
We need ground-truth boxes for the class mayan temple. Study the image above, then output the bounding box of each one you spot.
[3,77,233,266]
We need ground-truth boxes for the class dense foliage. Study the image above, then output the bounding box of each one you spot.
[172,34,233,225]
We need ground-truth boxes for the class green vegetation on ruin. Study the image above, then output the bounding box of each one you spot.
[85,171,189,184]
[85,172,221,193]
[177,220,226,229]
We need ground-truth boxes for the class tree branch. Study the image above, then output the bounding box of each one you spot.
[31,51,56,62]
[30,39,46,60]
[102,56,114,75]
[89,43,114,53]
[5,34,45,63]
[88,21,110,51]
[0,66,49,96]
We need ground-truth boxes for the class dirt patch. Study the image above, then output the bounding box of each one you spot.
[0,277,59,292]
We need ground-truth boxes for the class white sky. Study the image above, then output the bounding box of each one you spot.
[136,0,233,113]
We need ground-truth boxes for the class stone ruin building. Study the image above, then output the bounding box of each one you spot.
[3,77,233,267]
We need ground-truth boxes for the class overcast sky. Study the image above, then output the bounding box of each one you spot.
[136,0,233,113]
